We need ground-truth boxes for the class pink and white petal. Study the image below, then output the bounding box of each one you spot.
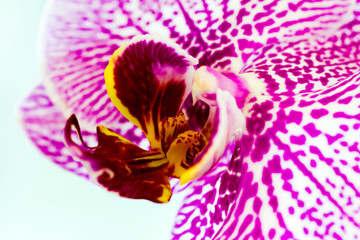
[19,85,146,178]
[19,85,88,178]
[171,72,360,240]
[217,73,360,239]
[242,26,360,96]
[41,0,356,131]
[171,21,360,239]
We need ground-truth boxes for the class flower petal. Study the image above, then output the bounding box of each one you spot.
[104,35,197,149]
[64,114,171,203]
[171,24,360,239]
[42,0,354,133]
[19,85,89,178]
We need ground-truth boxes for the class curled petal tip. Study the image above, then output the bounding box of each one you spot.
[194,66,249,108]
[65,114,172,203]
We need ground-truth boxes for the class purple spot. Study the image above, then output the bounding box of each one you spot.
[287,110,303,125]
[333,232,343,240]
[310,109,329,119]
[299,100,315,107]
[236,8,250,24]
[326,178,336,188]
[253,197,262,214]
[353,165,360,173]
[324,212,334,218]
[338,96,352,104]
[295,27,310,36]
[340,125,349,131]
[255,18,275,35]
[269,196,278,211]
[290,135,306,145]
[349,142,360,154]
[303,123,321,137]
[269,229,276,239]
[262,167,272,185]
[253,10,275,22]
[268,155,281,173]
[288,207,294,214]
[325,133,343,145]
[310,160,317,168]
[279,98,295,108]
[218,21,231,33]
[334,112,360,121]
[282,169,293,180]
[271,59,282,64]
[276,10,287,18]
[238,215,253,235]
[230,29,238,37]
[207,29,219,40]
[242,24,252,36]
[251,135,271,162]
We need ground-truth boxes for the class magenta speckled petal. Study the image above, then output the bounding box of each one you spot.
[20,85,88,178]
[41,0,354,131]
[171,20,360,240]
[172,74,360,240]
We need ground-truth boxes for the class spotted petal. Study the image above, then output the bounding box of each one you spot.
[65,114,171,203]
[104,35,197,149]
[172,22,360,240]
[41,0,355,132]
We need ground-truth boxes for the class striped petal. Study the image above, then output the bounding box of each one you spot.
[104,35,197,149]
[64,114,171,203]
[41,0,355,132]
[19,85,89,178]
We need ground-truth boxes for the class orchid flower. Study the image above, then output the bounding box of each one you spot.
[20,0,360,239]
[63,35,247,203]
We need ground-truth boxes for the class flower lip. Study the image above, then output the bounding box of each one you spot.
[64,35,247,202]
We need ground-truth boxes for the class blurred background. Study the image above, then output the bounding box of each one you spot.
[0,1,185,239]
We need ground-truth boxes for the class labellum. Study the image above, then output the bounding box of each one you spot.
[64,35,247,203]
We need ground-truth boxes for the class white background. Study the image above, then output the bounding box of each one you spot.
[0,1,185,239]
